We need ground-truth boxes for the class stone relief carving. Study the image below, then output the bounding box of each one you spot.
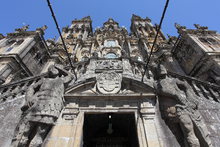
[95,60,122,72]
[131,62,144,77]
[97,71,122,94]
[154,64,212,147]
[11,64,74,147]
[81,49,90,60]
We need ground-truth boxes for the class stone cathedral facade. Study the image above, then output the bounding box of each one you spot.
[0,15,220,147]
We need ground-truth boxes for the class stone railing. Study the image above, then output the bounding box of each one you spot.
[1,58,219,104]
[168,71,220,103]
[0,60,90,103]
[0,73,47,103]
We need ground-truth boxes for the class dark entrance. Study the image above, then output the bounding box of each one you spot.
[83,113,139,147]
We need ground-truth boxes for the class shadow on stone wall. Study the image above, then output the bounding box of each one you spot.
[0,96,24,147]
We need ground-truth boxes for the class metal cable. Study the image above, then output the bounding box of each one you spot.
[141,0,170,82]
[46,0,77,81]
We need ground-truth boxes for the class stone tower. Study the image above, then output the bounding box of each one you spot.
[0,26,49,84]
[0,15,220,147]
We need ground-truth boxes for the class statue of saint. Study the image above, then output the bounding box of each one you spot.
[11,64,74,147]
[154,63,212,147]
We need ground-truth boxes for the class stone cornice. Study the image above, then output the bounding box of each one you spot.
[175,23,217,36]
[72,16,92,24]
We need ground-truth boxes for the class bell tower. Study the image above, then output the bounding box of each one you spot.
[131,14,166,51]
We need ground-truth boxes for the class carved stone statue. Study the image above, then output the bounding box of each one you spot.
[36,25,48,33]
[154,64,212,147]
[11,64,74,147]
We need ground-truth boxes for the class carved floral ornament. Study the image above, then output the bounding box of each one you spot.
[81,49,90,57]
[95,60,122,71]
[96,71,122,94]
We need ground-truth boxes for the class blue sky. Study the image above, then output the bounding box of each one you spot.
[0,0,220,39]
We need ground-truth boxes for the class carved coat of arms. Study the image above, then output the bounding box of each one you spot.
[97,71,122,94]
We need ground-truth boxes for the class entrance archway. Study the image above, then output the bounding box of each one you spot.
[83,113,139,147]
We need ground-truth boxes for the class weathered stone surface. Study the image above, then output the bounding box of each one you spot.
[0,15,220,147]
[11,65,74,147]
[0,95,24,147]
[155,64,213,147]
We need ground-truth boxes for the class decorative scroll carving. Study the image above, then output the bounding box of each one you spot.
[97,71,122,94]
[95,60,122,72]
[154,64,213,147]
[11,65,74,147]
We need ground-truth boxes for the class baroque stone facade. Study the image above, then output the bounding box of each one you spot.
[0,15,220,147]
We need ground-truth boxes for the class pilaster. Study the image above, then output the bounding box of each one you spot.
[140,101,161,147]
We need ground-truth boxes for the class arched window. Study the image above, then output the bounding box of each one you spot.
[105,40,116,47]
[105,52,117,59]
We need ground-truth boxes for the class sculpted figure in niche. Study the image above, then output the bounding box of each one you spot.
[11,64,74,147]
[154,64,212,147]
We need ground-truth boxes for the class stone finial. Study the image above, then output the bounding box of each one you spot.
[175,23,186,30]
[175,23,187,34]
[15,25,30,32]
[132,14,142,20]
[104,18,118,25]
[145,17,152,23]
[36,25,48,35]
[167,34,177,44]
[194,24,208,30]
[41,25,48,31]
[108,18,114,23]
[62,26,69,33]
[0,34,4,39]
[36,25,48,32]
[81,16,91,22]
